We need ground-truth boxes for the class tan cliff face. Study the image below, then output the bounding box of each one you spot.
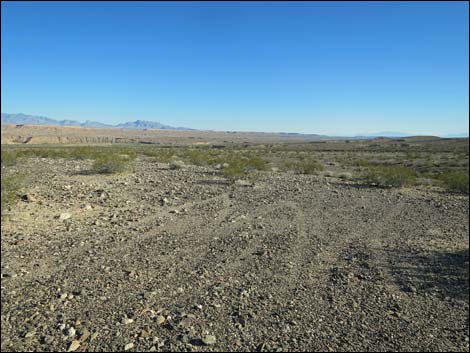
[0,124,330,145]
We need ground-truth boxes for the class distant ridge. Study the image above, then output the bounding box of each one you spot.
[1,113,467,138]
[115,119,193,130]
[1,113,193,131]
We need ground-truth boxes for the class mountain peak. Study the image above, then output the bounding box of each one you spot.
[1,113,192,131]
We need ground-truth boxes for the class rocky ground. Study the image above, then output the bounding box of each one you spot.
[1,156,469,352]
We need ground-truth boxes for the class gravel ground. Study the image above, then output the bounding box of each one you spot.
[1,157,469,352]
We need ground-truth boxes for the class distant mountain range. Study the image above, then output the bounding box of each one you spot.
[355,131,415,138]
[1,113,467,138]
[1,113,193,130]
[354,131,469,138]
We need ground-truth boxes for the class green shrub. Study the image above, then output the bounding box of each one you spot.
[295,160,324,174]
[365,165,416,187]
[169,160,185,170]
[439,171,469,193]
[90,154,133,174]
[221,153,269,178]
[278,159,324,174]
[1,175,22,212]
[1,150,18,167]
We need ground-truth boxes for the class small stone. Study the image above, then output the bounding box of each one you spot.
[124,342,134,350]
[202,335,216,345]
[59,212,72,220]
[179,334,190,344]
[156,315,165,325]
[123,317,134,325]
[79,328,90,342]
[59,293,68,301]
[43,335,54,344]
[65,327,76,338]
[21,193,36,202]
[68,340,80,352]
[179,318,192,329]
[24,331,36,338]
[2,272,17,279]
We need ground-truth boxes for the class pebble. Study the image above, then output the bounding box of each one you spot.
[59,212,72,220]
[156,315,166,325]
[123,317,134,325]
[202,335,217,345]
[67,340,80,352]
[79,328,90,342]
[65,327,76,338]
[21,193,36,202]
[43,335,54,344]
[24,331,36,338]
[124,342,134,350]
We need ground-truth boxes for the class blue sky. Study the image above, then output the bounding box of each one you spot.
[1,1,468,135]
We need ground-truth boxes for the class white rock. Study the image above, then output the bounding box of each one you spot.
[59,212,72,220]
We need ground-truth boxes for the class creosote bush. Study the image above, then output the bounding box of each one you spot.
[1,174,23,212]
[439,171,469,193]
[365,165,416,188]
[280,159,324,174]
[90,154,134,174]
[221,153,269,179]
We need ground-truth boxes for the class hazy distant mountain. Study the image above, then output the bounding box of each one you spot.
[115,120,193,130]
[1,113,192,130]
[355,131,414,138]
[79,120,114,128]
[443,132,469,138]
[355,131,469,138]
[1,113,59,126]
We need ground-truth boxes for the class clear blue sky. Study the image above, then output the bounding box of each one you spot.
[1,1,468,135]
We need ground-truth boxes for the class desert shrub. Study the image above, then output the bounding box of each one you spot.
[90,154,133,174]
[297,161,323,174]
[169,160,186,170]
[364,165,416,187]
[338,172,353,180]
[1,150,18,166]
[439,171,469,193]
[278,159,323,174]
[143,148,176,163]
[292,160,324,174]
[221,153,269,178]
[1,175,22,212]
